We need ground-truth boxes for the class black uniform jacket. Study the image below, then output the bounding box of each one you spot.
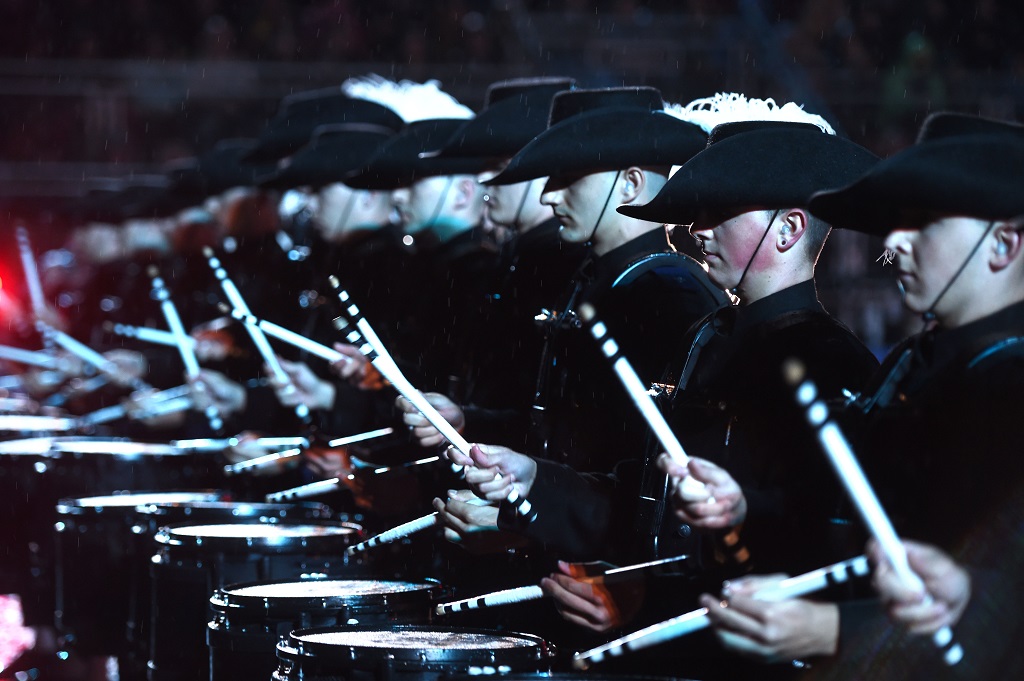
[508,280,879,571]
[822,299,1024,681]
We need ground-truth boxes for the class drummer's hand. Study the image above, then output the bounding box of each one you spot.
[657,454,747,530]
[224,431,296,476]
[699,575,839,662]
[432,489,528,554]
[125,388,187,428]
[869,538,971,635]
[395,392,464,448]
[447,444,536,503]
[541,561,644,632]
[189,369,246,417]
[305,445,351,479]
[329,343,384,389]
[103,349,148,387]
[272,358,335,411]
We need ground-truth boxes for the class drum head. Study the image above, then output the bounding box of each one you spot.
[216,578,440,614]
[56,491,225,514]
[157,521,362,552]
[138,500,333,524]
[283,625,549,670]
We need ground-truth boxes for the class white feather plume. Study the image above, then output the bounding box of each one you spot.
[663,93,835,135]
[341,74,473,123]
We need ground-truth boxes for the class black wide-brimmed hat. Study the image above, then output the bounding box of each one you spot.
[485,87,708,186]
[808,112,1024,235]
[169,139,277,199]
[242,88,405,164]
[344,119,494,190]
[256,123,397,190]
[619,121,879,224]
[426,77,575,161]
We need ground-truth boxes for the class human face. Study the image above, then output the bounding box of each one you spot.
[883,215,992,326]
[541,170,620,247]
[315,183,357,242]
[391,176,454,235]
[689,208,777,292]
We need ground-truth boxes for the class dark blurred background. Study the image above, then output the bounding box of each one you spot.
[1,0,1023,351]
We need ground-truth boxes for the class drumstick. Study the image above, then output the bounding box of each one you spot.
[435,554,693,615]
[573,554,871,669]
[106,323,197,350]
[0,344,58,369]
[222,306,346,363]
[265,477,341,502]
[350,453,440,475]
[221,427,395,475]
[344,497,493,556]
[784,359,963,666]
[174,435,310,451]
[203,247,310,423]
[579,303,748,565]
[327,281,537,524]
[150,267,223,431]
[39,322,151,392]
[78,384,192,426]
[16,226,47,317]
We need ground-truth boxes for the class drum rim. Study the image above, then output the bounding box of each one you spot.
[55,490,226,513]
[213,577,442,612]
[154,520,364,551]
[279,624,551,667]
[136,500,333,518]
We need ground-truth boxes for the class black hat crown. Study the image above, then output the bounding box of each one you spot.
[548,87,663,127]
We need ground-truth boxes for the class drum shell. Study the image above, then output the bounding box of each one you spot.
[273,626,552,681]
[0,438,219,627]
[149,521,367,681]
[54,491,225,656]
[208,578,441,681]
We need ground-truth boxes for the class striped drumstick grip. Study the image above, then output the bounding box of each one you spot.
[435,585,545,616]
[345,512,441,556]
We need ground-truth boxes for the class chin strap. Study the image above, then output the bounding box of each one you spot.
[582,170,622,250]
[730,209,781,298]
[919,220,996,328]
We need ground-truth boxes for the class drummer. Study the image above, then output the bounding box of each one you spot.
[679,113,1024,679]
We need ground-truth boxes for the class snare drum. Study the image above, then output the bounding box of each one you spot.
[55,491,226,656]
[0,437,218,627]
[273,626,552,681]
[150,521,365,681]
[208,578,441,681]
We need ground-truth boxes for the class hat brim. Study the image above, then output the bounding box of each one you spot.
[619,129,879,224]
[809,136,1024,235]
[486,109,706,186]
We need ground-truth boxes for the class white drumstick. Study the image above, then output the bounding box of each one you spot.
[150,267,222,431]
[345,497,493,556]
[265,477,341,502]
[785,359,963,666]
[204,248,309,422]
[16,227,46,316]
[225,307,345,363]
[328,282,537,523]
[580,303,704,497]
[573,554,871,669]
[0,344,57,369]
[435,554,693,616]
[40,323,150,392]
[78,384,192,426]
[108,324,195,350]
[436,586,544,615]
[226,447,302,475]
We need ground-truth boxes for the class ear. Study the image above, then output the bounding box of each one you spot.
[623,167,645,203]
[776,208,808,252]
[991,221,1024,270]
[451,177,479,210]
